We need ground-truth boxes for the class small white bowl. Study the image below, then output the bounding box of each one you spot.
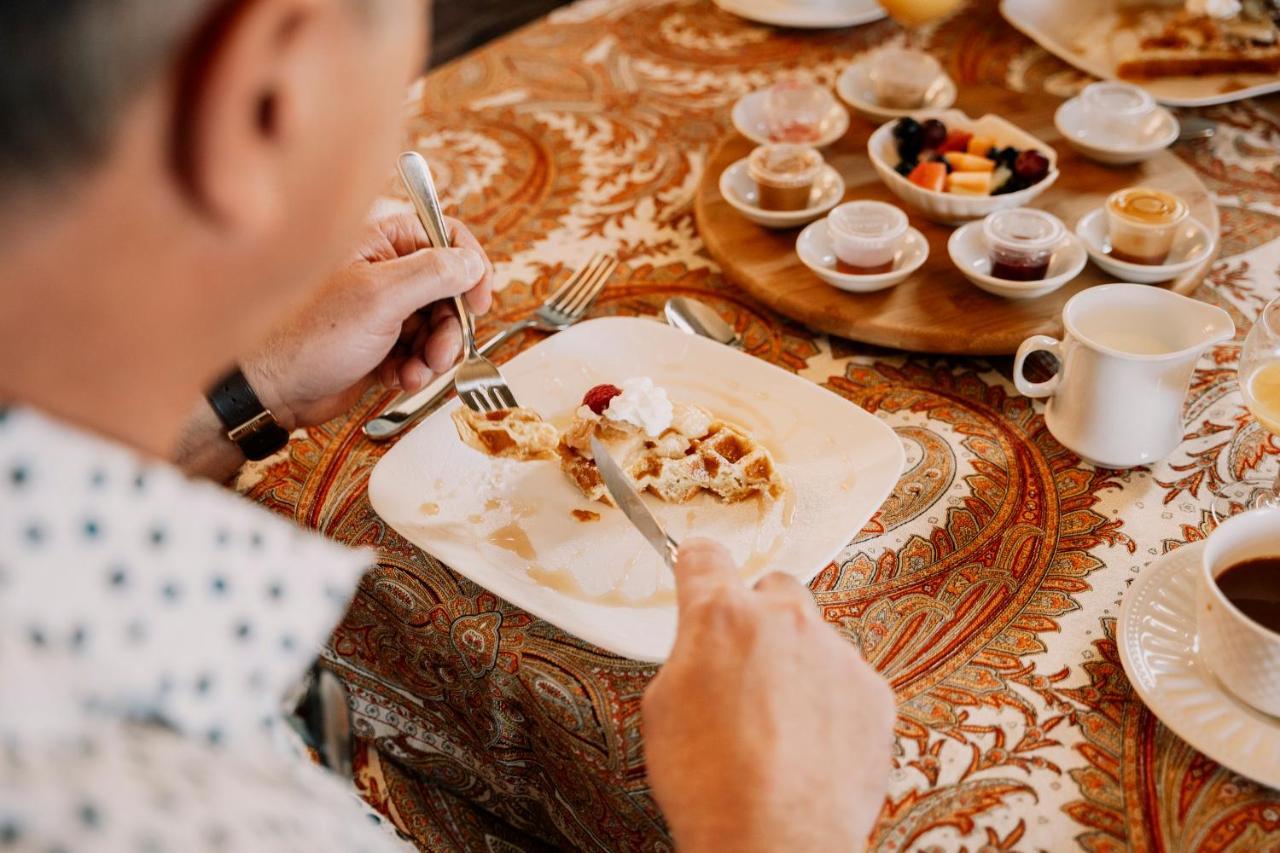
[948,220,1087,300]
[797,218,929,293]
[867,109,1059,225]
[719,158,845,229]
[1075,206,1216,284]
[836,59,957,124]
[1054,97,1180,166]
[732,88,850,149]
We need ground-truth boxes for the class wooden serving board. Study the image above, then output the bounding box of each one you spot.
[694,85,1219,355]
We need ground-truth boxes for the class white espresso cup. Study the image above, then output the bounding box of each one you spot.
[1199,507,1280,716]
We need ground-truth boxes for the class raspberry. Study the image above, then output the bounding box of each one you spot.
[582,383,622,415]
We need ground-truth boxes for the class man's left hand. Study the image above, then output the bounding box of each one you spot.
[243,211,494,431]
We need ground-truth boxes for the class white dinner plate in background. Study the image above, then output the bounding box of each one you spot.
[1001,0,1280,107]
[714,0,886,29]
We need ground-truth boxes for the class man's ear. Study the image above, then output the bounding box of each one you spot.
[170,0,321,232]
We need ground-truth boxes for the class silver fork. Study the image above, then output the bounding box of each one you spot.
[397,151,517,415]
[363,253,617,440]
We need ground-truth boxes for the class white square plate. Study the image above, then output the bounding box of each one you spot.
[1001,0,1280,107]
[368,317,904,661]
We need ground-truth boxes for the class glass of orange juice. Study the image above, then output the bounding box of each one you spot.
[1214,296,1280,520]
[878,0,965,26]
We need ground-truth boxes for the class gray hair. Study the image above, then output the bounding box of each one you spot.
[0,1,218,195]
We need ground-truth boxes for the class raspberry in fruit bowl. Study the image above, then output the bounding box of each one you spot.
[583,384,623,415]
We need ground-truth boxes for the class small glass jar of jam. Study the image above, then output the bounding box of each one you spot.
[982,208,1065,281]
[1081,82,1157,147]
[827,201,909,274]
[868,47,943,110]
[764,80,836,144]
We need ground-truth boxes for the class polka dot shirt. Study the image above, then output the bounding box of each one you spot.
[0,407,407,851]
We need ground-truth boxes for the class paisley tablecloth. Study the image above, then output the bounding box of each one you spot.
[239,1,1280,849]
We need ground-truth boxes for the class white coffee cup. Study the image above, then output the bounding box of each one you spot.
[1014,285,1233,468]
[1199,507,1280,716]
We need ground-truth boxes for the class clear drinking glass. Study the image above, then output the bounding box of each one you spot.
[1213,296,1280,521]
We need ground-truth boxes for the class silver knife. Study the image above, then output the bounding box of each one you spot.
[589,435,680,568]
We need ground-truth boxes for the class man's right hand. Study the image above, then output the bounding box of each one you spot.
[642,539,896,852]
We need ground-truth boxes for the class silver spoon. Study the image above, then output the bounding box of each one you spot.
[1177,116,1216,141]
[664,296,743,348]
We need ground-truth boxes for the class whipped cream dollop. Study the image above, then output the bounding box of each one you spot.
[1186,0,1241,19]
[603,377,674,437]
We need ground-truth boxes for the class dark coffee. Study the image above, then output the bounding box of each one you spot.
[1215,557,1280,634]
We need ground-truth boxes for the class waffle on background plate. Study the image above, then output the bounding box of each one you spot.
[1112,0,1280,79]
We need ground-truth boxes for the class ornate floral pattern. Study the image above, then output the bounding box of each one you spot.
[240,0,1280,848]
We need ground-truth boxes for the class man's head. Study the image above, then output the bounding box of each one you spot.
[0,0,428,449]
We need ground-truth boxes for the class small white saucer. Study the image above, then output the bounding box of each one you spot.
[797,218,928,293]
[1055,97,1181,166]
[835,60,958,124]
[712,0,886,29]
[1076,207,1216,284]
[732,89,850,149]
[719,158,845,229]
[947,221,1087,300]
[1118,540,1280,789]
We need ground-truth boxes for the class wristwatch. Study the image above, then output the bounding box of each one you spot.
[206,367,291,461]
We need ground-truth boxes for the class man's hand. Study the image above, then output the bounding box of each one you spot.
[243,211,494,431]
[643,539,896,853]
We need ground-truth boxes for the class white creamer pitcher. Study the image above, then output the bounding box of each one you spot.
[1014,284,1234,469]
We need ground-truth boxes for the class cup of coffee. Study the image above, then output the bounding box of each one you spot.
[1105,187,1188,266]
[1199,506,1280,716]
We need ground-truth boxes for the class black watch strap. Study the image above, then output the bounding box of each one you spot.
[206,368,290,461]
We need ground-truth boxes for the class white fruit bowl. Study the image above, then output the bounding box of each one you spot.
[867,109,1059,225]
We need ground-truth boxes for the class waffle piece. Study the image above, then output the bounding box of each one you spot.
[557,403,785,505]
[1115,5,1280,79]
[628,421,786,504]
[556,406,634,504]
[451,407,558,461]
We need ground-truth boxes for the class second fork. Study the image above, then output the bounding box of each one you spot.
[363,252,617,439]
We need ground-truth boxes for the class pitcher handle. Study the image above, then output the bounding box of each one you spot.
[1014,335,1064,398]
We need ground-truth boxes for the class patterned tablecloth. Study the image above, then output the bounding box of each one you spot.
[239,1,1280,849]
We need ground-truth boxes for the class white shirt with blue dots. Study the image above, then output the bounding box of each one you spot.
[0,407,408,851]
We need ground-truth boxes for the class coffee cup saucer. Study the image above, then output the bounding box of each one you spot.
[796,218,928,293]
[1118,540,1280,789]
[1054,96,1180,166]
[719,158,845,229]
[732,89,850,149]
[1076,207,1216,284]
[835,59,957,123]
[948,220,1086,300]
